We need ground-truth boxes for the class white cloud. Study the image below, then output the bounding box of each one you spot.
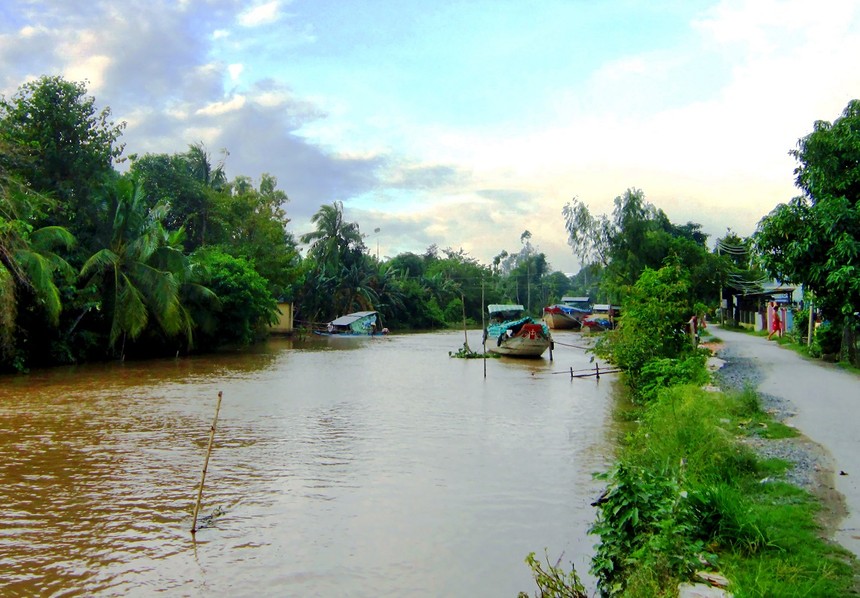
[228,63,244,82]
[253,90,288,107]
[64,54,112,91]
[196,95,247,116]
[238,1,283,27]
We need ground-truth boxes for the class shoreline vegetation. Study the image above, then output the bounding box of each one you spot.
[519,272,859,597]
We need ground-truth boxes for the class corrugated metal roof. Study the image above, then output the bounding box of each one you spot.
[329,311,377,326]
[487,304,524,314]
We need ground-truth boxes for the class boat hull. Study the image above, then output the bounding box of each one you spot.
[543,311,582,330]
[489,335,550,357]
[487,322,551,358]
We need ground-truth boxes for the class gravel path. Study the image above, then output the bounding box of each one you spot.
[712,341,822,490]
[710,327,859,553]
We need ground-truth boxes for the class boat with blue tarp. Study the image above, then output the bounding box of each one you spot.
[485,304,552,357]
[543,296,592,330]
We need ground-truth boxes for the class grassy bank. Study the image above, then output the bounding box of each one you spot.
[588,383,858,597]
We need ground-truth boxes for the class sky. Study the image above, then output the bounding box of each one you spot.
[2,0,859,274]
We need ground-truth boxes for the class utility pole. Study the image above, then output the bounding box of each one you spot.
[374,227,381,261]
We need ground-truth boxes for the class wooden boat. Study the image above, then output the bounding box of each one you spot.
[314,311,387,336]
[582,304,618,331]
[485,304,552,358]
[542,296,592,330]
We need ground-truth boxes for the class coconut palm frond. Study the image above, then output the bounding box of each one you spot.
[81,248,120,277]
[29,225,75,251]
[0,266,17,351]
[113,273,148,344]
[14,250,62,323]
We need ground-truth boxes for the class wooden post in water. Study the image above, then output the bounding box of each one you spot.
[482,280,487,379]
[191,390,223,534]
[461,293,470,352]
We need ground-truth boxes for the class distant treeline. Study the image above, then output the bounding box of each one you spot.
[1,75,732,372]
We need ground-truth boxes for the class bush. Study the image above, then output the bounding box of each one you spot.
[637,353,709,403]
[813,321,841,356]
[594,264,697,398]
[590,462,705,597]
[190,249,279,346]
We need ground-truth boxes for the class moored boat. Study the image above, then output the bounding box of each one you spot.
[582,304,618,331]
[485,304,552,358]
[315,311,387,336]
[542,296,592,330]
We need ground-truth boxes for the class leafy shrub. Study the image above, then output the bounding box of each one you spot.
[637,353,709,403]
[190,248,278,346]
[813,321,841,355]
[590,462,704,597]
[518,550,587,598]
[594,264,696,397]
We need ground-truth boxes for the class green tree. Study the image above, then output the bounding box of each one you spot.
[595,261,696,393]
[0,76,125,243]
[80,177,196,357]
[130,143,227,251]
[190,248,279,346]
[756,100,860,364]
[563,189,722,306]
[334,257,379,315]
[563,196,612,269]
[300,201,365,270]
[210,173,301,299]
[0,158,75,363]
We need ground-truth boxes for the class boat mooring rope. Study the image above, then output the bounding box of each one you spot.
[551,339,594,350]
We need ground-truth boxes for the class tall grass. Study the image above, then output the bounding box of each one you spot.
[589,384,858,597]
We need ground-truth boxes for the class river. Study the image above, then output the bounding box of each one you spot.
[0,329,621,597]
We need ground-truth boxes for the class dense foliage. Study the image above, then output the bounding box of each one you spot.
[563,188,726,306]
[0,76,589,371]
[593,262,706,399]
[0,76,296,369]
[756,99,860,365]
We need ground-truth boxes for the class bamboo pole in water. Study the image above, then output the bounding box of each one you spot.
[482,280,487,378]
[191,390,223,534]
[461,293,470,352]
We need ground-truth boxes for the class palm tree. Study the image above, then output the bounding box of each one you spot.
[81,177,201,357]
[335,261,379,315]
[0,148,75,355]
[182,142,227,248]
[300,201,364,270]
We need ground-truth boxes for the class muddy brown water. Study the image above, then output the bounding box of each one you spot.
[0,330,622,597]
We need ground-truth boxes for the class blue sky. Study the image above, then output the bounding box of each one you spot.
[2,0,859,273]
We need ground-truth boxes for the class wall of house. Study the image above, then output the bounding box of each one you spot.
[269,303,294,334]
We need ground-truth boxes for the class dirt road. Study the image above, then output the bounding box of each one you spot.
[714,325,860,556]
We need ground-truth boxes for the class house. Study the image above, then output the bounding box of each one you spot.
[269,302,294,334]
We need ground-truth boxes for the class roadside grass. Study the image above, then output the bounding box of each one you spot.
[590,383,859,597]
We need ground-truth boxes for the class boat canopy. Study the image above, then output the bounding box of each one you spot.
[487,304,525,318]
[328,311,380,333]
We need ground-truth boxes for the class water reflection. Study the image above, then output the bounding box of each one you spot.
[0,330,619,596]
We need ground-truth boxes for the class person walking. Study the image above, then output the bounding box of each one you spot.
[767,302,782,340]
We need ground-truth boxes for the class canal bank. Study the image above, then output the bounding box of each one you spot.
[712,325,860,559]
